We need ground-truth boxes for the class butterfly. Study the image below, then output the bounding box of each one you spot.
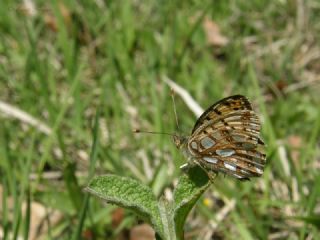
[173,95,266,181]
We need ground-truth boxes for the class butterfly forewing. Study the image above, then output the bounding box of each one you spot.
[191,95,253,133]
[187,95,266,180]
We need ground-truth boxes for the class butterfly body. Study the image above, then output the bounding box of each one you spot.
[174,95,266,181]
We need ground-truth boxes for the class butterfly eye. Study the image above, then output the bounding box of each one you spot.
[173,136,187,149]
[172,135,180,147]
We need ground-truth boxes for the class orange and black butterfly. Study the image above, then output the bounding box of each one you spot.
[173,95,266,181]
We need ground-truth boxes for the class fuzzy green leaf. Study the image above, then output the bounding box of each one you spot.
[85,175,164,238]
[173,166,211,239]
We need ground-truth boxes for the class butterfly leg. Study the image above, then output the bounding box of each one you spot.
[206,171,218,182]
[179,162,195,171]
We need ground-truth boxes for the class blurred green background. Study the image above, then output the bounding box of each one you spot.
[1,0,320,239]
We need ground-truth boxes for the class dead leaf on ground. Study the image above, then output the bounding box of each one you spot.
[130,224,155,240]
[82,228,94,240]
[43,3,71,32]
[21,201,62,240]
[17,0,37,17]
[287,135,302,164]
[112,207,125,228]
[0,187,62,240]
[203,18,229,47]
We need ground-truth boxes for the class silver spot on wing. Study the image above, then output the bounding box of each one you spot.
[203,157,218,164]
[240,169,250,175]
[191,141,197,149]
[200,137,215,149]
[233,173,245,179]
[216,149,235,157]
[255,167,263,175]
[224,162,237,171]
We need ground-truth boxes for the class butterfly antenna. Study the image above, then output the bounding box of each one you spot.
[171,88,180,131]
[133,129,176,137]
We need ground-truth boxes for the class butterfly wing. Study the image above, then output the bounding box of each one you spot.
[192,95,253,134]
[187,95,266,180]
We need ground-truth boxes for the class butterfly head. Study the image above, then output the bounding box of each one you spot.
[173,135,188,149]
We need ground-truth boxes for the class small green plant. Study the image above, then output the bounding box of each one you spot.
[85,166,210,240]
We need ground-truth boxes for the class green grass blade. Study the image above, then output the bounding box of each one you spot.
[71,108,101,240]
